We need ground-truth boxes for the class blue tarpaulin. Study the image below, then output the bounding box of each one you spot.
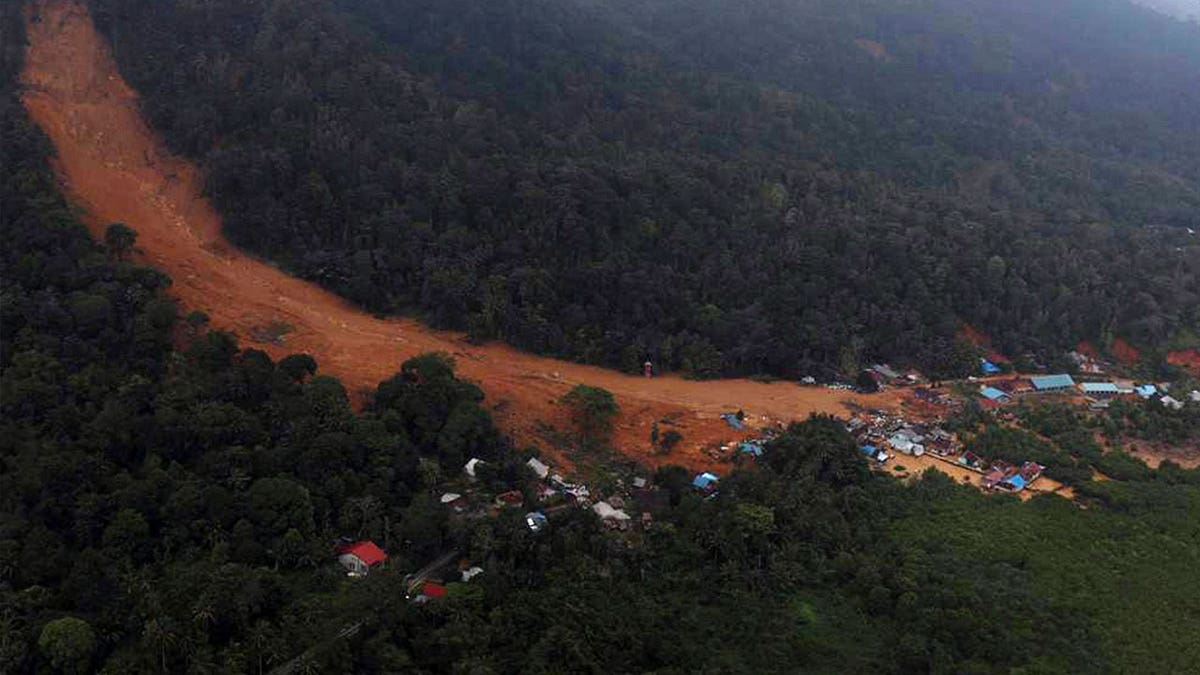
[720,413,745,430]
[739,441,763,457]
[980,359,1002,374]
[692,472,720,489]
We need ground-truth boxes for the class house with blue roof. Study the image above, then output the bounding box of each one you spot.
[1030,374,1075,392]
[692,472,720,491]
[979,386,1010,403]
[980,358,1002,375]
[997,474,1027,492]
[739,441,763,457]
[1135,384,1158,398]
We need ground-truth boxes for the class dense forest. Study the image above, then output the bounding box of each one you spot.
[6,4,1200,672]
[82,0,1200,378]
[7,11,1200,669]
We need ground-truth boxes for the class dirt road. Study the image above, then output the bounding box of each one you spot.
[19,0,900,473]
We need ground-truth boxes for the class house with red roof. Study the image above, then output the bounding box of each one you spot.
[336,540,388,577]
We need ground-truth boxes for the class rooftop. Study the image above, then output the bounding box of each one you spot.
[980,386,1009,401]
[1031,374,1075,390]
[339,540,387,566]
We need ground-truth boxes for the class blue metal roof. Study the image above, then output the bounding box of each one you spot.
[1031,374,1075,390]
[739,441,763,456]
[1136,384,1158,397]
[1006,474,1027,491]
[692,472,720,489]
[980,386,1009,401]
[860,444,877,455]
[1081,382,1119,394]
[980,359,1002,374]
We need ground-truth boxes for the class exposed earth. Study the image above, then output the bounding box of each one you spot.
[20,0,907,474]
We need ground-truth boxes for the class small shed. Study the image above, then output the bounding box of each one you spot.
[692,472,720,490]
[464,458,485,480]
[525,511,548,532]
[526,457,550,479]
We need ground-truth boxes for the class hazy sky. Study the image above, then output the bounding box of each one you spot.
[1135,0,1198,20]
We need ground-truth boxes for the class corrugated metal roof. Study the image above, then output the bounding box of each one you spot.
[1081,382,1119,393]
[1031,374,1075,390]
[980,386,1009,400]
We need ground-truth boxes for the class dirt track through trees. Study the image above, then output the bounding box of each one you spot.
[19,0,898,472]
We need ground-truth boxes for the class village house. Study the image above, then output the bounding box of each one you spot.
[979,385,1011,404]
[1030,374,1075,392]
[440,492,468,512]
[1160,395,1184,411]
[336,540,388,577]
[1080,382,1119,398]
[592,501,632,529]
[526,457,550,479]
[958,451,986,471]
[692,472,720,491]
[464,457,485,481]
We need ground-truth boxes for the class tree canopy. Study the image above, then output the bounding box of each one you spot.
[85,0,1200,378]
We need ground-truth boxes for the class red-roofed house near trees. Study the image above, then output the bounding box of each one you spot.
[337,540,388,576]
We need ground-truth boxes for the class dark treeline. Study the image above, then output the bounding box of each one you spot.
[83,0,1200,378]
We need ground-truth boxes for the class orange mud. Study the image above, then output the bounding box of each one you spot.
[959,324,1007,363]
[1167,349,1200,375]
[1075,341,1099,359]
[1125,441,1200,470]
[1110,337,1141,366]
[19,0,901,475]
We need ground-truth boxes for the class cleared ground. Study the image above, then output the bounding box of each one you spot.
[20,0,903,473]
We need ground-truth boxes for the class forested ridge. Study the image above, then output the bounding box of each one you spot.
[81,0,1200,378]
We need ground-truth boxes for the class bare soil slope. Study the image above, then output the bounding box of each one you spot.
[20,0,896,472]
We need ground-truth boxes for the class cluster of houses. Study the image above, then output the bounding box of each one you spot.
[847,412,1046,493]
[977,373,1200,413]
[980,460,1044,493]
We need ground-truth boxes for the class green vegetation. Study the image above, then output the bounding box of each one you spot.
[86,0,1200,377]
[561,384,619,446]
[6,2,1200,673]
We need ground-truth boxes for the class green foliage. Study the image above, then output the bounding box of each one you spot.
[102,222,136,260]
[86,0,1200,378]
[5,3,1200,673]
[37,617,95,674]
[659,429,683,453]
[560,384,619,444]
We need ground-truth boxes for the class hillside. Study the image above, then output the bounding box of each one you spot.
[7,3,1200,673]
[84,0,1200,378]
